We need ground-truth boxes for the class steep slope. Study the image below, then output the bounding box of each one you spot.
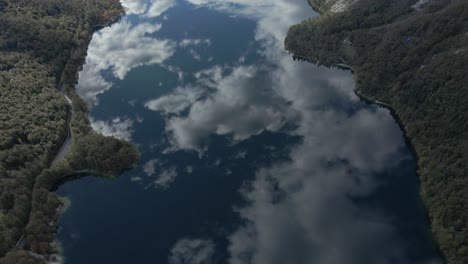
[286,0,468,263]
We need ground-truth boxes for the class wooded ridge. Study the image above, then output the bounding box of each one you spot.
[285,0,467,263]
[0,0,138,263]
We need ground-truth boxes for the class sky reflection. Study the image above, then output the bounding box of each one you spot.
[71,0,441,263]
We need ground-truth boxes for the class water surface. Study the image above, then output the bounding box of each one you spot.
[56,0,441,263]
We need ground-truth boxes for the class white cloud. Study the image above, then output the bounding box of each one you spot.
[178,38,211,61]
[90,117,134,141]
[77,19,176,105]
[136,116,145,123]
[145,86,205,114]
[128,99,138,107]
[122,0,176,18]
[189,49,202,61]
[179,38,212,47]
[130,176,143,182]
[90,2,440,263]
[184,0,313,52]
[88,21,175,80]
[143,159,159,176]
[145,0,176,18]
[234,150,247,159]
[150,65,290,153]
[222,54,432,264]
[142,160,177,188]
[121,0,147,15]
[169,238,215,264]
[75,63,112,106]
[224,66,421,263]
[153,167,178,189]
[227,128,436,264]
[184,0,211,5]
[163,65,185,81]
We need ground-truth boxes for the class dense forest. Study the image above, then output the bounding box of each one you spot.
[0,0,138,263]
[286,0,467,263]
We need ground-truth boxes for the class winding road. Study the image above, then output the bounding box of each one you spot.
[51,93,73,165]
[15,86,74,250]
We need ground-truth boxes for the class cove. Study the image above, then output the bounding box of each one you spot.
[55,0,442,263]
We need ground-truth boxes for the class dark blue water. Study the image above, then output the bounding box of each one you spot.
[56,1,442,263]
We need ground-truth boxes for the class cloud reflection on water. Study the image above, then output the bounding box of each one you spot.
[122,0,176,18]
[156,0,439,263]
[74,0,440,263]
[77,21,176,105]
[169,238,216,264]
[89,116,134,141]
[150,65,290,153]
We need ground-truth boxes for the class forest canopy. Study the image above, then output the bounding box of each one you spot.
[285,0,467,263]
[0,0,138,262]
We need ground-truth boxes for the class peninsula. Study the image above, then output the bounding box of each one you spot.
[0,0,138,263]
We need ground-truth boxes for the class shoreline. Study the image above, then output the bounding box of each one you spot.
[42,10,128,263]
[284,1,447,259]
[353,78,446,262]
[0,1,138,262]
[18,3,133,262]
[289,45,446,264]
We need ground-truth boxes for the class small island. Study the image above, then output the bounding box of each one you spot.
[285,0,467,263]
[0,0,138,263]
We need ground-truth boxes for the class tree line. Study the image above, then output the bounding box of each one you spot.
[285,0,467,263]
[0,0,138,263]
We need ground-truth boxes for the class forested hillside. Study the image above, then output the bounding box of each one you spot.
[285,0,467,263]
[0,0,138,263]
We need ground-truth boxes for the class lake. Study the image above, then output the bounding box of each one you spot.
[55,0,442,263]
